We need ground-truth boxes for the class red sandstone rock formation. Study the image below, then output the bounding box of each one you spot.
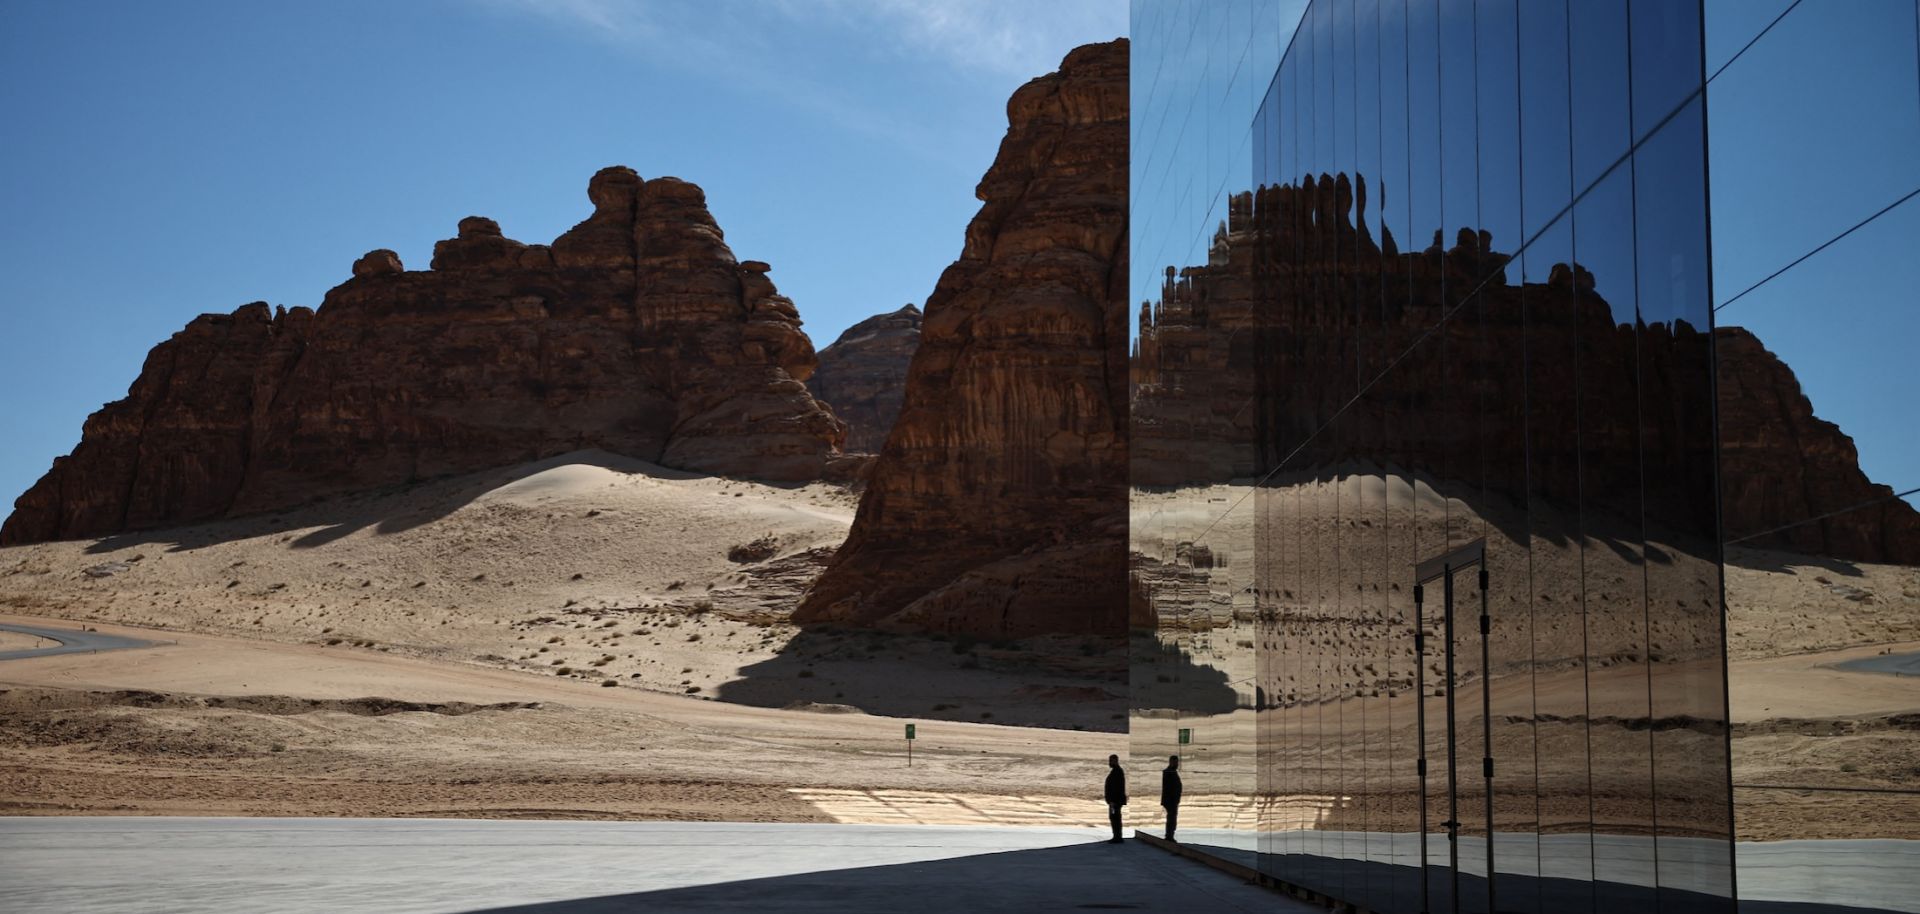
[805,304,921,454]
[1716,327,1920,563]
[793,39,1130,638]
[2,167,846,545]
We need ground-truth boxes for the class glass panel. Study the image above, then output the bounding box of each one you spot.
[1437,0,1478,300]
[1520,214,1596,912]
[1144,4,1743,913]
[1407,0,1443,313]
[1725,498,1920,910]
[1704,0,1796,76]
[1732,790,1920,913]
[1628,0,1703,144]
[1716,197,1920,544]
[1718,150,1920,914]
[1706,0,1920,306]
[1570,163,1656,910]
[1634,95,1735,910]
[1355,0,1383,384]
[1569,0,1631,194]
[1378,0,1414,365]
[1517,0,1572,245]
[1475,0,1522,289]
[1452,559,1492,914]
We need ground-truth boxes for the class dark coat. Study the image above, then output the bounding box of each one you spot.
[1161,769,1183,807]
[1104,767,1127,806]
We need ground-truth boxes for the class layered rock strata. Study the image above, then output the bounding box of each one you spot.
[1715,327,1920,563]
[3,167,846,545]
[805,304,921,454]
[1130,171,1920,566]
[794,39,1130,638]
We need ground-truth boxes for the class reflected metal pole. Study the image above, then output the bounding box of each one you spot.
[1443,566,1460,914]
[1414,581,1430,914]
[1479,564,1495,914]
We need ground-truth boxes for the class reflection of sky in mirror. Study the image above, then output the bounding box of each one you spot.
[1130,0,1306,342]
[1133,0,1918,507]
[1708,0,1920,505]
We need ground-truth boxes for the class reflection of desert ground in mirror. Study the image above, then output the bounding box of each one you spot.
[1133,477,1920,845]
[0,452,1125,821]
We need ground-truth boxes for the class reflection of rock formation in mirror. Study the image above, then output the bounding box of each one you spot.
[1132,167,1736,864]
[1132,193,1262,487]
[1715,327,1920,564]
[1127,545,1245,717]
[1132,171,1920,569]
[1133,170,1920,865]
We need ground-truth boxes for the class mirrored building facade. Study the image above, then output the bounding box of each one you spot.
[1128,2,1920,912]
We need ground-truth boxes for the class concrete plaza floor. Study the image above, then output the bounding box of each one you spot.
[0,817,1308,913]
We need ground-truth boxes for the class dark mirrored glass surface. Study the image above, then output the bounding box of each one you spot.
[1124,2,1788,911]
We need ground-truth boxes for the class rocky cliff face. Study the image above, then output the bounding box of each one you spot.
[1130,171,1920,567]
[793,39,1130,638]
[1716,327,1920,563]
[805,304,920,454]
[2,167,847,545]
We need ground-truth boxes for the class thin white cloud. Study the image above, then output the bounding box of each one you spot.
[464,0,1124,172]
[787,0,1126,81]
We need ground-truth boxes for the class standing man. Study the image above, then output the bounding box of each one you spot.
[1104,754,1128,843]
[1161,755,1183,842]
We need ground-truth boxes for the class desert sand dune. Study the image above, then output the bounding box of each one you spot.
[0,453,1126,822]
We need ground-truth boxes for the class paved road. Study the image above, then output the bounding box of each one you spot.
[0,818,1305,913]
[0,622,152,661]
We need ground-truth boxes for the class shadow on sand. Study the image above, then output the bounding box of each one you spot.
[452,835,1891,914]
[712,627,1128,731]
[82,450,709,555]
[458,841,1201,913]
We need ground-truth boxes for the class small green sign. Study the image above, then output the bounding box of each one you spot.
[906,724,916,740]
[1178,728,1192,745]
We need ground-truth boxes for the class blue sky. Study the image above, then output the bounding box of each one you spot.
[0,0,1124,509]
[3,0,1913,526]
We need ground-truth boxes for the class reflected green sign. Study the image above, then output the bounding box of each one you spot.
[905,724,916,740]
[1178,728,1192,745]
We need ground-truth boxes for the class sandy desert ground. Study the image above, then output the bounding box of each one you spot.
[0,452,1126,823]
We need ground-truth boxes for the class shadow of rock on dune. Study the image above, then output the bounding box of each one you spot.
[712,627,1127,731]
[1725,544,1867,578]
[1127,633,1241,717]
[79,450,707,555]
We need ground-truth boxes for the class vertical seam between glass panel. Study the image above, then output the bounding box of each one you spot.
[1513,0,1549,896]
[1621,0,1667,897]
[1564,0,1597,894]
[1696,0,1739,902]
[1468,2,1496,904]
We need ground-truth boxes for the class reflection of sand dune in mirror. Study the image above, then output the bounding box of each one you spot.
[1725,547,1920,841]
